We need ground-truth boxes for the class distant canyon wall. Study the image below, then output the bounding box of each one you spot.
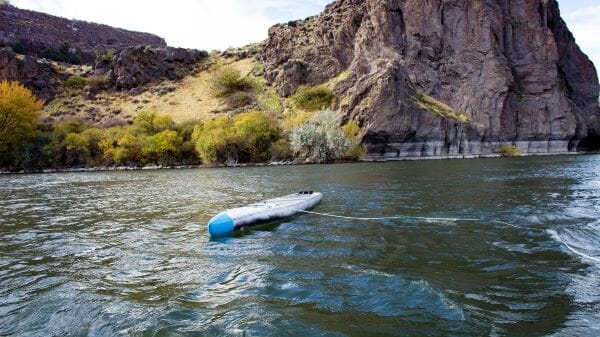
[0,3,166,64]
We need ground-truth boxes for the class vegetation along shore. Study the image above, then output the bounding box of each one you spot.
[0,71,365,172]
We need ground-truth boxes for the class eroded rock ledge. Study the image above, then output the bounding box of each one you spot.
[261,0,600,156]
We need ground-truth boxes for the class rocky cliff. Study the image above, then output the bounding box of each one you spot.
[95,46,208,90]
[0,4,207,101]
[0,3,166,64]
[262,0,600,157]
[0,48,59,101]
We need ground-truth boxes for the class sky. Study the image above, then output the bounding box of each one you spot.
[8,0,600,72]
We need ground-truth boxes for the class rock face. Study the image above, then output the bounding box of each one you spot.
[0,3,166,64]
[0,48,59,101]
[262,0,600,157]
[95,46,209,90]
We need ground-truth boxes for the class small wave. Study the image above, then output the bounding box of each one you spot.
[547,228,600,264]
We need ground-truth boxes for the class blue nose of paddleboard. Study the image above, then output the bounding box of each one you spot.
[208,213,235,236]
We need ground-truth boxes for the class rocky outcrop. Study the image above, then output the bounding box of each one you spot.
[0,48,59,101]
[95,46,208,90]
[262,0,600,157]
[0,3,166,64]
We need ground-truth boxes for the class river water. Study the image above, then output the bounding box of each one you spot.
[0,155,599,336]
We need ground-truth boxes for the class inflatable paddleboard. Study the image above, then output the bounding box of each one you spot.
[208,191,323,236]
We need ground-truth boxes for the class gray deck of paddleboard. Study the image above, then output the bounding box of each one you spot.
[226,193,322,228]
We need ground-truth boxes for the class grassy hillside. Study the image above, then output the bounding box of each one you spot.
[43,57,256,125]
[2,45,373,172]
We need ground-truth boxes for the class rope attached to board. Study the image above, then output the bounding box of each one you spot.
[286,207,538,232]
[292,209,480,222]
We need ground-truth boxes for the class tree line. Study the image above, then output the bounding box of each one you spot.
[0,80,365,172]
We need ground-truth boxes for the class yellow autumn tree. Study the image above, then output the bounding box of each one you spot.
[0,81,43,151]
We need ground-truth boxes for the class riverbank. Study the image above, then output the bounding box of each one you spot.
[363,150,591,162]
[2,151,597,175]
[0,160,298,174]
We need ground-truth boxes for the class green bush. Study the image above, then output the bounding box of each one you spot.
[65,75,87,89]
[1,107,203,170]
[143,130,183,165]
[193,111,280,165]
[291,85,335,111]
[499,144,523,157]
[101,49,115,64]
[133,111,175,135]
[98,126,127,165]
[193,116,235,165]
[63,132,91,165]
[233,111,280,162]
[209,67,252,98]
[80,128,105,165]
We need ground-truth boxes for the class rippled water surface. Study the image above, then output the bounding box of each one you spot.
[1,155,599,336]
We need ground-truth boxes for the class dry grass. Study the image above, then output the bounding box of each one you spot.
[42,58,256,124]
[413,93,471,123]
[324,69,350,88]
[498,144,523,157]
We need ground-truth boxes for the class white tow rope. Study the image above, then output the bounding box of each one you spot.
[288,207,540,232]
[292,209,480,222]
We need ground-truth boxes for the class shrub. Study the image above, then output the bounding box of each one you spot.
[133,111,175,135]
[291,85,335,111]
[144,130,183,165]
[115,132,147,165]
[63,132,91,166]
[86,75,110,94]
[344,143,366,160]
[194,116,235,165]
[270,139,292,161]
[193,111,280,165]
[343,120,361,139]
[499,144,523,157]
[253,80,284,114]
[45,119,87,167]
[6,132,51,171]
[290,111,365,163]
[290,109,349,163]
[101,49,115,64]
[233,111,280,162]
[226,91,254,108]
[282,112,312,133]
[65,75,87,89]
[98,126,126,165]
[209,67,252,98]
[41,42,82,65]
[0,80,43,151]
[342,120,366,160]
[80,128,106,165]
